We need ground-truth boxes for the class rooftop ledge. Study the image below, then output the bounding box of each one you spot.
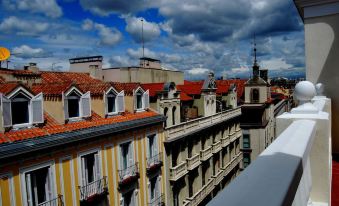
[165,107,241,142]
[208,81,332,206]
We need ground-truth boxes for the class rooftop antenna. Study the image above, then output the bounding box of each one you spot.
[253,33,257,65]
[141,19,145,68]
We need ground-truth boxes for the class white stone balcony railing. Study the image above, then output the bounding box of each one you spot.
[229,131,237,142]
[187,154,200,170]
[213,169,224,186]
[166,108,241,141]
[212,141,222,154]
[221,135,230,147]
[200,146,213,161]
[169,161,188,181]
[207,81,332,206]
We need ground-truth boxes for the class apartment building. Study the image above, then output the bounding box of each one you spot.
[0,67,166,206]
[142,72,243,206]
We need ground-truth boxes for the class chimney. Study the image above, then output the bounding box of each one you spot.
[260,69,268,82]
[27,63,39,73]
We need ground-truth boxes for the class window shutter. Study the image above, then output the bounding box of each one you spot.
[31,92,44,124]
[25,173,33,206]
[133,89,137,111]
[132,190,137,206]
[143,90,150,109]
[81,92,91,117]
[1,94,12,127]
[117,91,125,113]
[81,157,87,186]
[62,92,69,120]
[45,167,52,201]
[154,134,158,157]
[128,142,134,168]
[148,182,151,202]
[94,153,101,181]
[103,91,107,115]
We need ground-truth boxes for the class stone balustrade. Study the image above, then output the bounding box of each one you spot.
[169,161,188,181]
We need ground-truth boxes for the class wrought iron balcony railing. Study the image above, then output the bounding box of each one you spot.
[79,176,108,201]
[147,152,163,168]
[37,195,64,206]
[148,193,165,206]
[118,162,139,181]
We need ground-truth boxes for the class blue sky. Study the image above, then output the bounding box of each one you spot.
[0,0,305,79]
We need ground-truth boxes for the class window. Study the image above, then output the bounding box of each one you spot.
[80,151,101,186]
[23,165,54,206]
[11,93,30,125]
[134,88,149,111]
[67,92,80,118]
[105,88,125,115]
[64,89,91,120]
[119,141,134,178]
[243,134,250,149]
[149,176,160,203]
[1,90,43,128]
[251,88,259,102]
[172,106,176,125]
[243,153,251,168]
[148,134,158,159]
[163,107,168,127]
[107,93,116,113]
[122,190,136,206]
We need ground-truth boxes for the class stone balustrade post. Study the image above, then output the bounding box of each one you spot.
[276,81,331,205]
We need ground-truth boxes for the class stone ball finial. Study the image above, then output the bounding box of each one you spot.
[294,81,316,103]
[315,83,324,96]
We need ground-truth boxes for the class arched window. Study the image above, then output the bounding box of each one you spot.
[164,107,168,127]
[67,91,81,118]
[252,88,259,102]
[172,106,176,126]
[106,91,116,114]
[136,90,143,109]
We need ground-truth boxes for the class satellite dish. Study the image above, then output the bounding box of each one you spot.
[0,47,11,61]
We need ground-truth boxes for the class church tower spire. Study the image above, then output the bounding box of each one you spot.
[253,34,260,78]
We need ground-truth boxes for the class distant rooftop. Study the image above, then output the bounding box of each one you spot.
[69,56,103,64]
[140,57,161,63]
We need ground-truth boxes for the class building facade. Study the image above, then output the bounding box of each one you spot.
[143,73,243,206]
[0,68,166,206]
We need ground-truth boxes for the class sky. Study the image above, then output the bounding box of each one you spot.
[0,0,305,79]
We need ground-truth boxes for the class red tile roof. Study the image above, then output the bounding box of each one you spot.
[1,110,159,144]
[141,83,165,97]
[0,68,40,76]
[180,92,193,101]
[0,76,5,83]
[0,83,20,95]
[40,71,102,84]
[78,83,111,96]
[31,83,78,97]
[177,84,203,96]
[110,82,142,95]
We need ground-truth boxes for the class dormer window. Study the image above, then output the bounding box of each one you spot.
[251,88,259,103]
[104,87,125,116]
[0,88,43,129]
[11,93,30,125]
[63,88,91,120]
[67,91,80,118]
[133,87,149,112]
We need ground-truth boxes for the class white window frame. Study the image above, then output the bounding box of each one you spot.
[4,87,44,129]
[64,87,91,121]
[146,132,159,160]
[133,87,148,112]
[77,148,102,187]
[118,139,135,177]
[104,87,119,116]
[20,161,57,206]
[148,175,161,204]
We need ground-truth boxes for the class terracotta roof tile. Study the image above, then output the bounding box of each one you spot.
[141,83,165,97]
[40,71,101,84]
[1,110,159,144]
[77,83,111,96]
[110,82,142,95]
[31,83,76,96]
[0,82,20,95]
[180,92,193,101]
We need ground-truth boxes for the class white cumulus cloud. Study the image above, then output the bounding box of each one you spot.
[124,16,161,43]
[0,16,49,36]
[12,45,52,58]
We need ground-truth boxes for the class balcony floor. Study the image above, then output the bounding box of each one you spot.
[332,157,339,206]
